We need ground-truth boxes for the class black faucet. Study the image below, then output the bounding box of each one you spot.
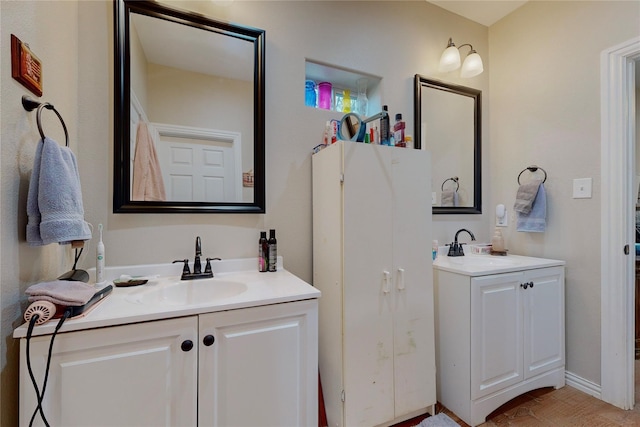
[447,228,476,257]
[173,236,218,280]
[194,236,202,275]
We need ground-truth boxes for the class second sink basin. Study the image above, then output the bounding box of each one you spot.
[127,278,248,306]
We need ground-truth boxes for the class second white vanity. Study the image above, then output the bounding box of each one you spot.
[433,253,565,427]
[15,258,320,427]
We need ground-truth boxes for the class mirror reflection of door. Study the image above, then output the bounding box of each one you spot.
[128,11,254,203]
[154,129,241,202]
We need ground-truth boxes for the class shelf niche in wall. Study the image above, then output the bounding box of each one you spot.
[304,59,381,116]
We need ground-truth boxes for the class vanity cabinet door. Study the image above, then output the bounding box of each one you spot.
[197,299,318,427]
[20,316,198,427]
[471,272,524,400]
[523,267,565,379]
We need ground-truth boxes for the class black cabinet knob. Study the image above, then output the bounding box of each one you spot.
[203,335,215,346]
[181,340,194,352]
[520,283,528,289]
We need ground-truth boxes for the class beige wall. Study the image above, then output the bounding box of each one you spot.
[489,1,640,386]
[1,0,637,424]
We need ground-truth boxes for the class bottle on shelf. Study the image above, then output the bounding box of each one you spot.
[394,113,406,147]
[355,77,368,117]
[380,105,390,146]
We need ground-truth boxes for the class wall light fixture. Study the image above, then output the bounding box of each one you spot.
[438,37,484,78]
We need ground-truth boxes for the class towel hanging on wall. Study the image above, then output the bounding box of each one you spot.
[132,121,166,201]
[23,96,91,246]
[516,182,547,232]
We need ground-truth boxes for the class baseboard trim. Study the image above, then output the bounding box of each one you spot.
[565,370,602,399]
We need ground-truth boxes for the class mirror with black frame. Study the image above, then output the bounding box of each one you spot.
[114,0,265,213]
[414,75,481,214]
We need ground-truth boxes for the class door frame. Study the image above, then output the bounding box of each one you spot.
[601,36,640,410]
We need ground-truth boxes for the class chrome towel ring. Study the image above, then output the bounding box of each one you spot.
[22,95,69,147]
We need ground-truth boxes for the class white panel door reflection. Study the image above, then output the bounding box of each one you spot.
[156,133,240,202]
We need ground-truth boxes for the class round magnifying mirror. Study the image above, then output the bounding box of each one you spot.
[339,112,366,142]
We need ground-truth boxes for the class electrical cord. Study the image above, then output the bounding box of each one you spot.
[26,308,72,427]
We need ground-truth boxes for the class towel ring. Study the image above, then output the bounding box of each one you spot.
[441,176,459,192]
[517,165,547,184]
[22,95,69,147]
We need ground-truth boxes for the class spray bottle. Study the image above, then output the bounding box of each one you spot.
[96,224,105,285]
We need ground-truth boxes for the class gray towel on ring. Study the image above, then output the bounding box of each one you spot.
[513,179,542,214]
[26,280,96,306]
[27,137,92,246]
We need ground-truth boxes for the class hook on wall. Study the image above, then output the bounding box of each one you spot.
[22,95,69,147]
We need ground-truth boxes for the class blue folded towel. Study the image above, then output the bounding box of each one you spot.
[27,137,91,246]
[516,183,546,232]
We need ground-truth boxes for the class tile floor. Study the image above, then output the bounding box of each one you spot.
[395,361,640,427]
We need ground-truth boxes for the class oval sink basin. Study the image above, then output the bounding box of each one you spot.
[128,279,248,305]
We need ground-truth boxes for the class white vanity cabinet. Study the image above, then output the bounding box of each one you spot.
[312,141,436,427]
[19,299,318,427]
[434,263,565,427]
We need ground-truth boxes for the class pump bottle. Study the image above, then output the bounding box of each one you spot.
[259,232,268,272]
[268,229,277,272]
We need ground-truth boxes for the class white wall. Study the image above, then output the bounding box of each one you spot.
[490,0,640,387]
[1,1,488,423]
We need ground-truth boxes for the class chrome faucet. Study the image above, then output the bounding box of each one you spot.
[447,228,476,257]
[173,236,218,280]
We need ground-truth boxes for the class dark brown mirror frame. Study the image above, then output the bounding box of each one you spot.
[414,75,481,215]
[114,0,265,213]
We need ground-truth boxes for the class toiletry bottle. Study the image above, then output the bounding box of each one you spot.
[394,113,406,147]
[432,240,438,261]
[259,231,268,272]
[96,224,105,284]
[323,121,331,145]
[380,105,390,145]
[491,229,505,253]
[268,229,277,272]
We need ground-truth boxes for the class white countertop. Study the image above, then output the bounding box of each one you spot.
[433,253,565,277]
[14,257,320,338]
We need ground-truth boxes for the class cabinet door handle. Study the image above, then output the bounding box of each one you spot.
[203,335,215,346]
[181,340,194,352]
[397,268,405,290]
[520,282,529,289]
[529,281,534,288]
[383,271,391,294]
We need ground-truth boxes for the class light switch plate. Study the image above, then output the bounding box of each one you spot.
[573,178,592,199]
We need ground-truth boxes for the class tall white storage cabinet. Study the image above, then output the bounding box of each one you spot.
[312,141,436,427]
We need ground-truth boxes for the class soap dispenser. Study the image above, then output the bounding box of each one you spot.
[491,228,506,254]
